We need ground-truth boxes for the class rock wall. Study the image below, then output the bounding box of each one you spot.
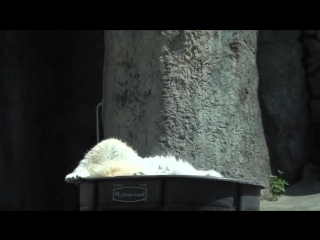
[257,30,311,182]
[303,30,320,164]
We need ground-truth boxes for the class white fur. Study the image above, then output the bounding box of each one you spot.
[65,138,223,183]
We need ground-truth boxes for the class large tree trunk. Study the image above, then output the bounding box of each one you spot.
[102,30,271,194]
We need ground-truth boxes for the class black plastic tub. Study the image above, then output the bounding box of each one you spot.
[79,175,265,211]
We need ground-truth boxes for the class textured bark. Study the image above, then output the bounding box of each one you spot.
[102,30,271,192]
[257,30,311,181]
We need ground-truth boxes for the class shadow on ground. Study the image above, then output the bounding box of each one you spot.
[260,179,320,211]
[282,179,320,196]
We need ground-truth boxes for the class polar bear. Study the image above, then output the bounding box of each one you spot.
[65,138,223,183]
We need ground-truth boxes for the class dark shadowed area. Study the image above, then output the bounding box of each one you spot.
[257,30,311,183]
[0,30,104,210]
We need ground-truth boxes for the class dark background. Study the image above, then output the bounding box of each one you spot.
[0,30,104,210]
[0,30,313,210]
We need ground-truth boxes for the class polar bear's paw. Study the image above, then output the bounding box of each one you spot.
[132,172,146,176]
[65,170,90,183]
[65,173,82,183]
[203,170,223,178]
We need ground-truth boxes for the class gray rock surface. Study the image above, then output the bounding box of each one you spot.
[260,188,320,211]
[257,30,311,182]
[260,163,320,211]
[102,30,271,195]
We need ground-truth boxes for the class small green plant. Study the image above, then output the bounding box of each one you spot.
[269,170,289,201]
